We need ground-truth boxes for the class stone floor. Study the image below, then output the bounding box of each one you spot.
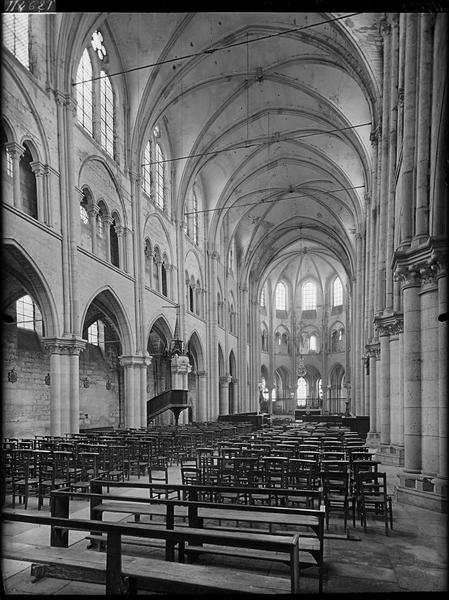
[2,463,447,596]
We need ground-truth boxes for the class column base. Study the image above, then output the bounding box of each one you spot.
[365,431,380,447]
[375,444,404,466]
[397,472,448,513]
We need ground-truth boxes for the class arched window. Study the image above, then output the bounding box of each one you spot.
[110,218,119,268]
[76,31,116,159]
[261,328,268,351]
[189,284,194,312]
[142,141,151,196]
[2,125,13,179]
[302,281,316,310]
[195,280,201,316]
[275,281,287,310]
[260,287,265,307]
[153,249,160,291]
[20,144,37,219]
[80,198,89,224]
[309,334,317,352]
[161,260,168,297]
[76,48,93,135]
[144,240,152,286]
[100,71,114,157]
[3,14,29,69]
[333,277,343,306]
[154,139,164,209]
[296,377,307,407]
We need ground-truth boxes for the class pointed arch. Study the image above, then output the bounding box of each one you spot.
[2,240,59,338]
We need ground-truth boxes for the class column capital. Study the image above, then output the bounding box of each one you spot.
[219,374,232,386]
[115,224,125,237]
[42,337,87,356]
[5,141,25,158]
[210,250,220,261]
[102,215,114,226]
[119,354,152,367]
[373,313,404,337]
[87,202,100,217]
[365,342,380,360]
[30,161,46,177]
[197,370,207,378]
[379,18,391,38]
[53,90,67,106]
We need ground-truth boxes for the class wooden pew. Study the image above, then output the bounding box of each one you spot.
[51,483,325,591]
[1,510,298,594]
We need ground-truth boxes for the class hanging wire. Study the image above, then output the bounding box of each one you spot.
[184,184,365,216]
[72,13,362,86]
[141,121,372,167]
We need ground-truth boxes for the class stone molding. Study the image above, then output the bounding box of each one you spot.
[119,354,152,367]
[42,337,87,356]
[219,374,232,386]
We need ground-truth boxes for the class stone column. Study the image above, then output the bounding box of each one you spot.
[419,263,439,475]
[43,165,55,228]
[397,267,422,473]
[5,141,24,209]
[389,316,404,454]
[30,161,46,223]
[437,269,447,480]
[238,284,249,413]
[54,91,71,335]
[119,355,152,429]
[354,232,363,414]
[400,13,418,244]
[115,224,126,271]
[386,14,399,310]
[196,371,207,422]
[43,337,87,436]
[376,323,391,445]
[103,215,112,262]
[366,342,380,445]
[219,375,231,416]
[377,17,391,312]
[206,250,219,420]
[415,14,434,239]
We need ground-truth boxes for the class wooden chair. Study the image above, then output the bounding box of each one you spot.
[38,450,71,509]
[321,471,355,532]
[356,471,393,535]
[11,449,40,509]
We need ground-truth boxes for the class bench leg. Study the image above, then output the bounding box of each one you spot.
[30,564,46,583]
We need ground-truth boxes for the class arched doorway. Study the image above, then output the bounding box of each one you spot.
[80,297,124,429]
[147,317,172,424]
[186,332,205,422]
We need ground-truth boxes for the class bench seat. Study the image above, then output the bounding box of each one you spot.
[3,541,291,594]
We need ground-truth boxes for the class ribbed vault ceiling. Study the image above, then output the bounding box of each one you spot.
[77,12,383,291]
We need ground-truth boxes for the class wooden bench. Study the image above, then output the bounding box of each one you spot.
[2,510,297,594]
[51,485,325,591]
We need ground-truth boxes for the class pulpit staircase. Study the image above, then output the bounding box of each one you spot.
[147,390,189,425]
